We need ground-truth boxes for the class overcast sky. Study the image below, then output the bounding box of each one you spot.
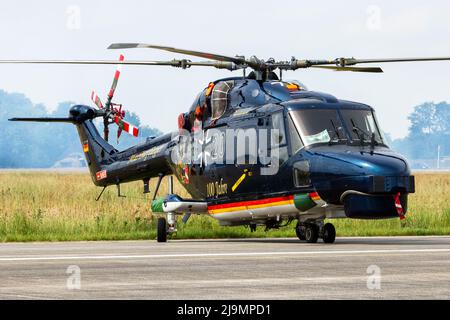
[1,0,450,138]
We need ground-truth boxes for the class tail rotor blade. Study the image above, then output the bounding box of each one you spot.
[117,127,123,143]
[91,91,104,109]
[114,116,139,137]
[108,54,124,100]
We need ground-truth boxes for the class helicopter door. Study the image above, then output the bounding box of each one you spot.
[227,118,267,198]
[265,112,289,175]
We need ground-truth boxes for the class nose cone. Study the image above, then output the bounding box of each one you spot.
[313,148,410,177]
[307,146,413,203]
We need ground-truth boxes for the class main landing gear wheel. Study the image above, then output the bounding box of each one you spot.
[304,224,319,243]
[322,223,336,244]
[157,217,167,243]
[295,223,306,240]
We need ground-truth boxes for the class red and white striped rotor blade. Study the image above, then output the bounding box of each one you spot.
[108,54,124,100]
[91,91,104,109]
[117,127,123,142]
[114,116,139,137]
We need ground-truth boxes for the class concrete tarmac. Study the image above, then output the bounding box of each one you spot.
[0,236,450,299]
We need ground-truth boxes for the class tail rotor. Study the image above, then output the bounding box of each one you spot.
[90,54,139,143]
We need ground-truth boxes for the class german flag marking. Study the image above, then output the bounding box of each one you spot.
[208,195,294,214]
[309,192,321,201]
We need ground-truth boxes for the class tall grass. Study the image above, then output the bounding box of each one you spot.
[0,171,449,241]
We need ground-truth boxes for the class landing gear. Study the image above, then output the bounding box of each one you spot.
[305,224,319,243]
[296,222,319,243]
[295,223,306,240]
[296,221,336,244]
[157,217,167,243]
[156,176,177,243]
[321,223,336,244]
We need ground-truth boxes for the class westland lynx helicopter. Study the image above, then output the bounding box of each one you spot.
[5,44,450,243]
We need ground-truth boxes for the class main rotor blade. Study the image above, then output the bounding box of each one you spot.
[346,57,450,65]
[0,59,239,70]
[108,43,246,65]
[302,57,450,68]
[311,66,384,73]
[0,59,186,66]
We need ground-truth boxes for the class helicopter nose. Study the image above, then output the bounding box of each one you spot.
[307,148,414,204]
[311,148,410,177]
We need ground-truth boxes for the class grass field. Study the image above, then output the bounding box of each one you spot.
[0,171,449,242]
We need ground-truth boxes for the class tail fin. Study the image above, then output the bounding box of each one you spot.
[75,119,118,185]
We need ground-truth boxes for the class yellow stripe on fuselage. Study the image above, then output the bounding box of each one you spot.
[232,173,246,192]
[208,199,294,214]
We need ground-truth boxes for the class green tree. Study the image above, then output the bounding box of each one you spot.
[394,102,450,160]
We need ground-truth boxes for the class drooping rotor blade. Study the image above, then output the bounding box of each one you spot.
[108,43,247,65]
[311,66,384,73]
[91,91,104,109]
[0,59,239,71]
[114,116,139,137]
[9,117,73,122]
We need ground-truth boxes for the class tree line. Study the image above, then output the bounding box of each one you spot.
[389,101,450,160]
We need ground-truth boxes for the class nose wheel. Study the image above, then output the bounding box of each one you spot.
[296,222,336,244]
[155,176,178,243]
[157,217,167,243]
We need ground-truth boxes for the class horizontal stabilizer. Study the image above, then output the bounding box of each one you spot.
[8,117,74,123]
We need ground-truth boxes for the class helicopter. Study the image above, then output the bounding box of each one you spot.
[4,44,450,243]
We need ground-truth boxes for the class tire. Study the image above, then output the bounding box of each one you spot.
[322,223,336,244]
[157,217,167,243]
[295,223,306,240]
[305,224,319,243]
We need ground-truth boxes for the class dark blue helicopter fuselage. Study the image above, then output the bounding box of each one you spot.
[168,78,415,220]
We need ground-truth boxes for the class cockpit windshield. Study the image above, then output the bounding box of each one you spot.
[289,108,384,147]
[340,109,383,145]
[289,109,346,146]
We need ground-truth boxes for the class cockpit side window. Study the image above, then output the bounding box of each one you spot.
[271,112,287,146]
[270,111,289,167]
[211,81,234,120]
